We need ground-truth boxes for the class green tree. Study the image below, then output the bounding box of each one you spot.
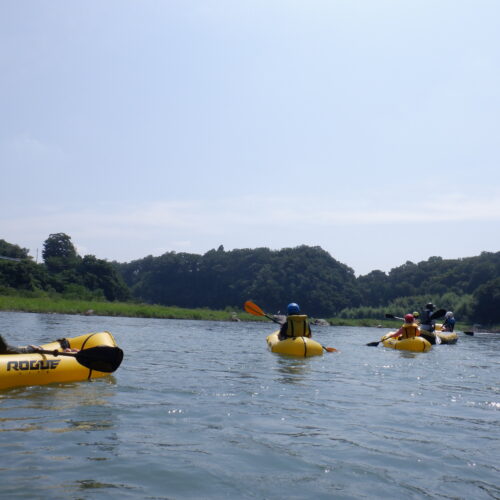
[0,259,49,291]
[42,233,80,273]
[78,255,130,301]
[471,278,500,325]
[0,239,30,260]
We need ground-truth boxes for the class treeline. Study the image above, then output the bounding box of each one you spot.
[0,234,129,302]
[1,235,499,325]
[353,254,500,325]
[116,245,360,317]
[115,246,500,324]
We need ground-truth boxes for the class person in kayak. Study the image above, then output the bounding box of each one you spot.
[412,311,420,325]
[0,335,78,354]
[278,303,312,340]
[389,313,420,339]
[0,335,40,354]
[420,303,437,333]
[442,311,456,332]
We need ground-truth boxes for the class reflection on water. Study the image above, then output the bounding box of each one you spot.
[0,378,118,436]
[399,351,417,359]
[275,357,310,384]
[51,419,115,433]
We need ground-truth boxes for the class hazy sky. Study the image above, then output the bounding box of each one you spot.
[1,1,499,275]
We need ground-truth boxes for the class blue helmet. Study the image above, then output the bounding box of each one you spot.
[287,303,300,315]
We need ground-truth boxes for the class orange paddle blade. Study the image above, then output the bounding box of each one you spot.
[322,346,338,353]
[244,301,265,316]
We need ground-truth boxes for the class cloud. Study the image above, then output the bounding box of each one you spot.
[2,189,499,263]
[4,191,500,235]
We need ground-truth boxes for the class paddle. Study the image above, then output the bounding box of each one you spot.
[430,309,446,320]
[244,300,281,324]
[385,309,445,321]
[243,300,337,352]
[366,328,403,346]
[464,331,474,336]
[33,346,124,373]
[372,314,409,345]
[386,309,446,321]
[385,314,404,320]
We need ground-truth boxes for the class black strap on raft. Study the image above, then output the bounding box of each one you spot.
[81,332,99,350]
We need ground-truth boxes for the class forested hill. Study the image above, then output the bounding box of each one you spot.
[116,245,360,317]
[358,252,500,306]
[1,235,499,323]
[115,246,500,322]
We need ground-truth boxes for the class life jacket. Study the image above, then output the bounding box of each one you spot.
[420,309,433,325]
[419,309,435,331]
[285,315,311,338]
[400,323,419,339]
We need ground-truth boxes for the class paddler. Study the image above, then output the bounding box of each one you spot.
[442,311,456,332]
[0,334,78,354]
[412,311,420,325]
[389,313,420,339]
[420,302,438,333]
[278,303,312,340]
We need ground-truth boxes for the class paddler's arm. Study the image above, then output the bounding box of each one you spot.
[9,344,41,354]
[388,327,403,339]
[1,335,36,354]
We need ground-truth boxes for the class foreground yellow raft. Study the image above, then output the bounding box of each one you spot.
[381,332,432,353]
[266,331,323,357]
[0,331,122,390]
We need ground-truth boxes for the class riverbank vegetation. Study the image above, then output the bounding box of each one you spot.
[0,294,477,331]
[1,234,499,327]
[0,294,249,322]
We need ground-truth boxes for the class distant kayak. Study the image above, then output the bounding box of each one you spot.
[421,324,459,345]
[381,332,432,352]
[420,331,458,345]
[266,331,323,357]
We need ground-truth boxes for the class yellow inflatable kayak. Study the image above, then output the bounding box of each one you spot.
[381,332,432,353]
[436,331,458,344]
[0,331,123,390]
[266,331,323,357]
[420,331,458,345]
[421,324,458,345]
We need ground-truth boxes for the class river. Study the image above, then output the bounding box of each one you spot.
[0,311,498,499]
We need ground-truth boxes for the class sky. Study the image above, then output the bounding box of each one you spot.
[1,1,499,276]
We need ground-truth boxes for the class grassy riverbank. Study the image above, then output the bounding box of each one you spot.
[0,295,250,322]
[0,295,396,326]
[0,295,475,330]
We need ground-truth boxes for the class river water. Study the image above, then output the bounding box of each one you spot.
[0,311,498,499]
